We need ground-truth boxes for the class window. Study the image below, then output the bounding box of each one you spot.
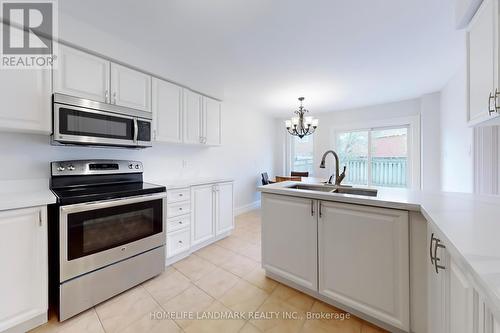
[291,135,314,175]
[336,126,409,188]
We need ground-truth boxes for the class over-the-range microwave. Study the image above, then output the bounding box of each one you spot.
[52,93,152,148]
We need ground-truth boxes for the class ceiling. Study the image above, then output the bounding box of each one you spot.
[60,0,463,115]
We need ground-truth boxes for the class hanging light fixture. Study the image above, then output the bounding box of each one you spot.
[285,97,318,139]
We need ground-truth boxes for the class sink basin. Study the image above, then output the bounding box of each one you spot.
[287,184,378,197]
[290,184,337,192]
[332,187,378,197]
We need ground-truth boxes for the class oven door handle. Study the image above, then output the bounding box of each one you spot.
[60,192,167,214]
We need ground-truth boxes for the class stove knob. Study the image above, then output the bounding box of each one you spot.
[135,164,140,169]
[68,165,75,171]
[128,164,133,169]
[57,166,65,172]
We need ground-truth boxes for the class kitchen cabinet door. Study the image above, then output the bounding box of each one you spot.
[318,201,409,331]
[215,182,233,236]
[111,63,151,112]
[0,65,51,134]
[449,259,474,333]
[183,89,203,144]
[261,194,317,290]
[53,44,110,103]
[191,184,215,246]
[0,207,47,332]
[467,0,499,125]
[152,78,183,143]
[427,226,449,333]
[204,97,222,146]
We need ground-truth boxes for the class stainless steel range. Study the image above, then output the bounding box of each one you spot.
[48,160,166,321]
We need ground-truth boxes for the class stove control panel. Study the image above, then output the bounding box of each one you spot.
[51,160,143,176]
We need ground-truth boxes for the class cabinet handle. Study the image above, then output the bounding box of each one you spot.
[112,92,117,104]
[319,202,322,218]
[489,92,496,115]
[429,233,436,265]
[495,89,500,114]
[311,200,314,216]
[433,238,446,274]
[153,130,157,141]
[38,211,42,227]
[105,90,109,103]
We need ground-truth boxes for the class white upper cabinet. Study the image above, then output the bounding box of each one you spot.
[0,65,52,135]
[467,0,500,126]
[204,97,222,146]
[0,23,51,134]
[318,202,409,331]
[261,194,318,290]
[0,206,47,332]
[152,78,183,143]
[53,44,110,103]
[183,89,203,144]
[215,182,233,235]
[110,63,151,112]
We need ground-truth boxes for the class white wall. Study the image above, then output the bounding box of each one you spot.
[439,56,474,193]
[420,92,442,191]
[0,101,274,211]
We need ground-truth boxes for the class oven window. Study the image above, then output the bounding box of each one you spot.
[67,199,163,260]
[59,108,134,140]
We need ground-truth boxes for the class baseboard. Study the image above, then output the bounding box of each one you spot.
[235,200,261,216]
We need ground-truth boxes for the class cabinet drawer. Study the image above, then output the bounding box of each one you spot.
[167,215,190,232]
[168,188,190,203]
[166,228,190,258]
[167,201,190,218]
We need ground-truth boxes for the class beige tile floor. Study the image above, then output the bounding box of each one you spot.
[31,209,387,333]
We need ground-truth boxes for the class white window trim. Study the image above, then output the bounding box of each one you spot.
[330,115,421,190]
[285,132,315,176]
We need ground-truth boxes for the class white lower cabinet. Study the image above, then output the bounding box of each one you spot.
[427,224,479,333]
[0,206,48,332]
[215,182,233,236]
[261,194,410,331]
[261,194,317,290]
[191,184,215,246]
[166,181,234,263]
[318,201,410,331]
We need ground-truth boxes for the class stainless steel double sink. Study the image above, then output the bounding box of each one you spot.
[287,183,378,197]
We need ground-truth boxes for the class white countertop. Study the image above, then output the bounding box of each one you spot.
[149,177,234,189]
[259,181,500,319]
[0,179,56,211]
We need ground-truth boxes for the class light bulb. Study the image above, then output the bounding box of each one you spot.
[285,120,292,128]
[291,117,299,126]
[305,116,313,126]
[312,119,319,127]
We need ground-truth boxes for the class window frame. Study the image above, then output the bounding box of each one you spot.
[286,133,315,176]
[331,115,421,189]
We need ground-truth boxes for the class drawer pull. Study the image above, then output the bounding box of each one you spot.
[178,221,183,224]
[178,240,183,244]
[179,208,182,210]
[179,193,183,196]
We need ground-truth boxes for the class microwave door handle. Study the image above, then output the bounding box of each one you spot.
[133,118,138,143]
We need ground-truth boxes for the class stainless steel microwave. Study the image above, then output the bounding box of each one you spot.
[52,93,152,148]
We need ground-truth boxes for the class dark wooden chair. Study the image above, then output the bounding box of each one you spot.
[291,171,309,177]
[261,172,271,185]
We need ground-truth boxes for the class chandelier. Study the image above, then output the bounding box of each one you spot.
[285,97,318,139]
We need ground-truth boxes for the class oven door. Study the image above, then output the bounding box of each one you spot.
[59,192,166,282]
[53,103,137,147]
